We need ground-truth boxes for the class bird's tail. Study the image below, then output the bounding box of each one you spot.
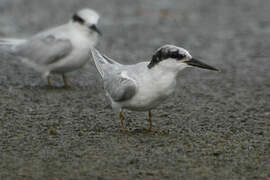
[0,38,25,49]
[90,48,121,79]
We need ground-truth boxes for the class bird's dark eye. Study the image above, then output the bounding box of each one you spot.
[168,50,185,60]
[170,51,179,59]
[72,14,85,24]
[177,53,186,60]
[89,25,95,29]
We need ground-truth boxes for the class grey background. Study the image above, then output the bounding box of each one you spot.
[0,0,270,179]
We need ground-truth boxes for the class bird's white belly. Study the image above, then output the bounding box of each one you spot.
[123,79,176,111]
[50,40,91,73]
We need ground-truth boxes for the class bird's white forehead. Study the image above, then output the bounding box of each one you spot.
[77,8,100,24]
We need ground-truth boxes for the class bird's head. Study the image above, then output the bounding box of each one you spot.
[148,44,219,73]
[71,8,102,36]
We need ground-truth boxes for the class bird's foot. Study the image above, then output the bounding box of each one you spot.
[119,112,126,132]
[63,84,71,89]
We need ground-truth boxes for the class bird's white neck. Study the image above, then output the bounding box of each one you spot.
[68,22,98,47]
[69,21,87,32]
[148,63,180,81]
[143,64,178,95]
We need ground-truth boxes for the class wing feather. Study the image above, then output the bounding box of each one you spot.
[90,48,136,102]
[15,35,72,65]
[104,71,137,102]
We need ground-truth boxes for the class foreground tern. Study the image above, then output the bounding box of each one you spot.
[91,45,219,131]
[0,8,101,87]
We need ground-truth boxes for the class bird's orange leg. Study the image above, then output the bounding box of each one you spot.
[62,74,69,87]
[47,76,52,87]
[119,112,126,132]
[148,111,152,131]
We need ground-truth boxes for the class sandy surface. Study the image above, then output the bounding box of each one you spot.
[0,0,270,179]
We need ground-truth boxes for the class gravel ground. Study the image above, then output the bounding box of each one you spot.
[0,0,270,179]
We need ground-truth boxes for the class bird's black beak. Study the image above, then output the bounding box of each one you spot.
[185,58,219,71]
[89,25,102,36]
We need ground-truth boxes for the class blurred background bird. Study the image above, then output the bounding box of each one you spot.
[0,8,102,87]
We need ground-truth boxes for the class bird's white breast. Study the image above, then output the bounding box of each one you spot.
[123,68,177,111]
[50,26,96,73]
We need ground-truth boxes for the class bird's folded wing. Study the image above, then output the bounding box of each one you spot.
[104,72,137,102]
[15,35,72,65]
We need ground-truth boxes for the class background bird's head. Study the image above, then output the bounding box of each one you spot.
[71,8,102,36]
[148,44,219,73]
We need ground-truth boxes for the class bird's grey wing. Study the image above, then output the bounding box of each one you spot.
[15,35,72,65]
[104,72,137,102]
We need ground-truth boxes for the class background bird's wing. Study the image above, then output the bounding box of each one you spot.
[15,34,72,65]
[104,71,137,102]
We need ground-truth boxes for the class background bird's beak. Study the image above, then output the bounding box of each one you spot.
[90,25,102,36]
[185,58,219,71]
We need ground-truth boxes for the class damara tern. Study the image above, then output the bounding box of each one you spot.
[91,45,219,131]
